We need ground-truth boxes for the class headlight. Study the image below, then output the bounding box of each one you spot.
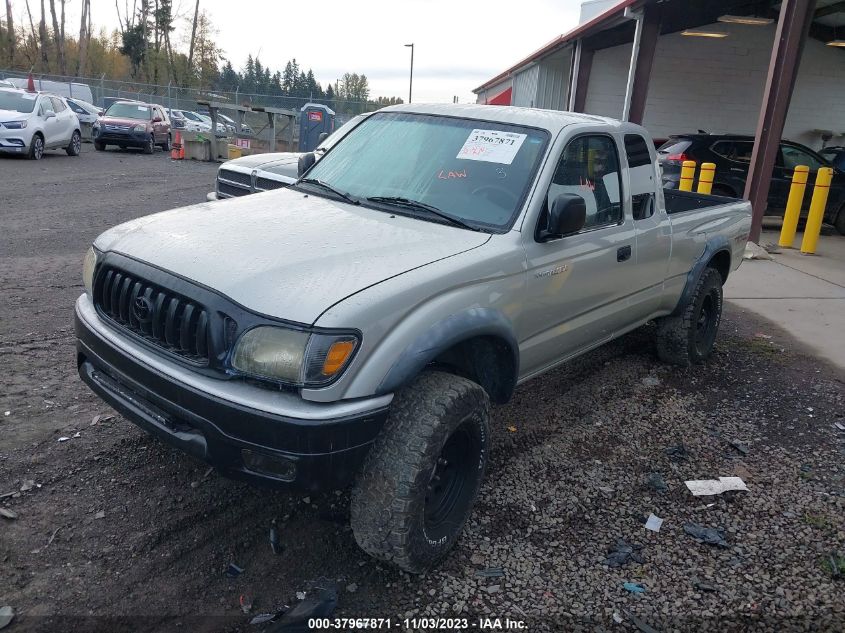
[232,326,359,386]
[2,120,27,129]
[82,246,98,297]
[133,124,146,132]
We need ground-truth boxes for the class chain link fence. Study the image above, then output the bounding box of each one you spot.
[0,68,381,152]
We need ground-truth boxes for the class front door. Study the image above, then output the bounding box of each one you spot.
[519,133,636,378]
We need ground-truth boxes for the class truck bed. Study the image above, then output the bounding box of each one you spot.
[664,189,740,214]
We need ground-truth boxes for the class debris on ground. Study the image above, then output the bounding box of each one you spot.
[743,241,773,260]
[623,608,659,633]
[693,578,718,592]
[3,411,9,417]
[57,437,70,442]
[665,444,689,461]
[94,510,105,519]
[90,413,115,425]
[268,580,338,631]
[623,582,646,594]
[0,606,13,631]
[507,426,517,433]
[250,609,287,625]
[605,539,645,568]
[824,553,844,579]
[684,522,729,548]
[240,594,253,614]
[685,476,748,496]
[225,563,244,578]
[475,567,505,578]
[645,472,667,492]
[726,439,749,456]
[72,431,81,439]
[612,612,623,624]
[641,375,661,387]
[0,508,17,520]
[346,583,357,593]
[644,513,663,533]
[295,591,306,601]
[834,422,845,432]
[270,519,282,555]
[19,480,35,492]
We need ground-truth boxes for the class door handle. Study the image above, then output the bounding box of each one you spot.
[617,245,632,262]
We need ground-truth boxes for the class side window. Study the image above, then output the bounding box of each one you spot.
[50,97,66,112]
[712,141,753,163]
[624,134,655,220]
[39,98,55,116]
[781,144,825,171]
[67,101,86,115]
[547,135,622,230]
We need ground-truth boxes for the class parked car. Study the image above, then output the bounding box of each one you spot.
[0,88,81,159]
[196,113,227,137]
[210,112,371,199]
[217,112,253,136]
[66,97,102,124]
[0,79,15,88]
[169,109,211,133]
[94,101,171,154]
[76,103,751,572]
[101,96,143,112]
[820,146,845,171]
[6,77,94,103]
[658,134,845,234]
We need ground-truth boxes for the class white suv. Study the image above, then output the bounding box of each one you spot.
[0,88,81,160]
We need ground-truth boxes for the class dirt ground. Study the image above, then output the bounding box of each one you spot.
[1,147,844,633]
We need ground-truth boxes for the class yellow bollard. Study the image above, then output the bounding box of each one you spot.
[800,167,833,255]
[697,162,716,195]
[778,165,810,248]
[679,160,696,192]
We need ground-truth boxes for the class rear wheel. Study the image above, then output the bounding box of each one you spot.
[66,130,81,156]
[656,267,724,366]
[28,133,44,160]
[351,371,490,573]
[143,135,154,154]
[94,141,106,151]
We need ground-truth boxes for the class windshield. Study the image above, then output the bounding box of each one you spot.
[303,112,549,231]
[0,90,38,113]
[182,111,203,122]
[105,103,151,120]
[316,115,366,153]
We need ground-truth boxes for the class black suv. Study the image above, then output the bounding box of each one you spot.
[659,134,845,234]
[820,146,845,171]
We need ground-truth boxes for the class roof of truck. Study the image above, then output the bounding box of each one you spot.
[380,103,639,135]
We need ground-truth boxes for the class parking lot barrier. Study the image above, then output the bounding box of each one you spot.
[696,163,716,195]
[800,166,833,255]
[679,160,696,192]
[778,165,809,248]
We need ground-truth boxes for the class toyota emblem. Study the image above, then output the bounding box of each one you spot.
[132,296,154,323]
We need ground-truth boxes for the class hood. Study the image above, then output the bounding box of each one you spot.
[94,188,490,324]
[100,116,150,127]
[0,109,29,123]
[224,151,301,170]
[258,157,299,180]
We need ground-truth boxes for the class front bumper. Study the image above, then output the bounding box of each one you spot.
[95,129,149,146]
[75,295,390,490]
[0,135,29,153]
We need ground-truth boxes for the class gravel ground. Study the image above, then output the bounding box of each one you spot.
[1,147,844,633]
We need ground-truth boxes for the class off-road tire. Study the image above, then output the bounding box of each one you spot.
[656,267,723,366]
[160,133,171,152]
[351,371,490,573]
[28,133,44,160]
[66,130,81,156]
[834,204,845,236]
[143,135,154,154]
[94,141,106,151]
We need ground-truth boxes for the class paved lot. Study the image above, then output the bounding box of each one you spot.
[1,148,844,632]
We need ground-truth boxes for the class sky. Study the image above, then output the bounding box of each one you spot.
[34,0,586,102]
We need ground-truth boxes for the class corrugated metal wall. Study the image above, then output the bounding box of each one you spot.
[536,50,572,110]
[512,65,540,107]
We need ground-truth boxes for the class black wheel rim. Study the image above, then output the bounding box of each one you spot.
[424,421,478,539]
[695,291,719,355]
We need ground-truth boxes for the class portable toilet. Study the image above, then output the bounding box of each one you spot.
[299,103,335,152]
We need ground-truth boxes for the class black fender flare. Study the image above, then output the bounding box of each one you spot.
[376,308,519,400]
[672,235,730,316]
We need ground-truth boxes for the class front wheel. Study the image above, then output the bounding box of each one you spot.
[94,141,106,151]
[351,371,490,573]
[143,135,154,155]
[160,133,171,152]
[656,267,724,366]
[28,134,44,160]
[66,130,81,156]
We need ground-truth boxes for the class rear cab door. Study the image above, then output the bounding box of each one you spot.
[38,96,60,146]
[50,97,74,144]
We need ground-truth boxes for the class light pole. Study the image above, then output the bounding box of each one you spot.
[404,43,414,103]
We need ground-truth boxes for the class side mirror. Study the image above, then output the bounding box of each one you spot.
[44,111,56,119]
[297,152,316,177]
[98,110,104,116]
[538,193,586,242]
[317,132,329,144]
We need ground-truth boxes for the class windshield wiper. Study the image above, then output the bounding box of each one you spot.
[366,196,478,231]
[297,178,359,205]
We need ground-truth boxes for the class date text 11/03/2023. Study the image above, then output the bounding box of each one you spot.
[306,617,528,630]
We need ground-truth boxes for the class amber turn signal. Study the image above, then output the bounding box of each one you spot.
[322,340,356,376]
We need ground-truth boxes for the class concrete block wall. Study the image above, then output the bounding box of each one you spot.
[583,22,845,150]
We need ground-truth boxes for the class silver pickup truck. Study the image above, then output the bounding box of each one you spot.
[75,103,751,572]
